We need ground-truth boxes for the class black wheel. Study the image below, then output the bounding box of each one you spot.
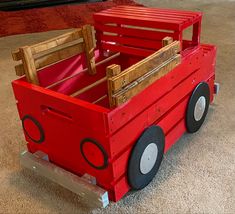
[128,126,165,190]
[186,82,210,133]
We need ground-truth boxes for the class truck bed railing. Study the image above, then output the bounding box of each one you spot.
[12,25,97,85]
[106,39,181,107]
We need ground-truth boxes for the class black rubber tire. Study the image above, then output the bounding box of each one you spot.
[128,126,165,190]
[186,82,210,133]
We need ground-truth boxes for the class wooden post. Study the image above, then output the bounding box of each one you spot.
[82,25,96,75]
[106,64,121,108]
[19,46,39,85]
[162,37,173,47]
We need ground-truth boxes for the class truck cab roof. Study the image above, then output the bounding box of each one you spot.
[94,5,202,31]
[94,6,203,56]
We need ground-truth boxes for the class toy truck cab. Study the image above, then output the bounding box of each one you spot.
[12,6,217,208]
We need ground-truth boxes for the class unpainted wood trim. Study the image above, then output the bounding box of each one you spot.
[112,55,181,106]
[109,41,180,93]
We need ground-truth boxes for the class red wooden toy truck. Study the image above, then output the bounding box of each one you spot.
[12,6,219,208]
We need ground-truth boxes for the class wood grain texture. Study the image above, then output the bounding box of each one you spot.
[71,77,107,97]
[19,46,39,85]
[20,151,109,208]
[82,25,96,75]
[30,29,83,55]
[11,25,97,82]
[162,36,173,47]
[106,64,121,107]
[113,54,181,106]
[34,42,84,69]
[109,41,180,92]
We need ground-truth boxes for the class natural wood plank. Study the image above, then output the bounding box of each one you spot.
[15,64,25,76]
[162,36,173,47]
[12,50,21,61]
[30,29,83,55]
[106,64,121,77]
[92,94,108,104]
[19,46,39,85]
[34,42,84,69]
[82,25,96,75]
[109,41,180,92]
[106,64,121,107]
[20,150,109,208]
[71,77,107,97]
[113,55,181,106]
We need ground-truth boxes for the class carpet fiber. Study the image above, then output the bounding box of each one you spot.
[0,0,141,37]
[0,0,234,213]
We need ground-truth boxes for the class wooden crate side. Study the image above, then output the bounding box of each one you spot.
[12,26,96,85]
[110,41,180,92]
[34,42,85,70]
[19,46,39,85]
[30,29,83,54]
[113,54,181,106]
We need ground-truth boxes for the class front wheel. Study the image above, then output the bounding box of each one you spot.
[128,126,165,190]
[186,82,210,133]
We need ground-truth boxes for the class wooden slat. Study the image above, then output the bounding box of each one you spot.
[92,95,108,104]
[101,43,154,57]
[109,41,180,92]
[95,23,175,41]
[162,36,173,47]
[34,42,84,69]
[93,13,180,31]
[30,29,83,55]
[100,34,162,50]
[106,64,121,77]
[112,55,181,106]
[19,46,39,85]
[12,50,21,61]
[82,25,96,75]
[102,10,187,23]
[20,150,109,208]
[106,64,121,107]
[15,64,25,76]
[71,77,107,97]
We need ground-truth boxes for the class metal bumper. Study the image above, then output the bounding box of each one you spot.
[20,151,109,208]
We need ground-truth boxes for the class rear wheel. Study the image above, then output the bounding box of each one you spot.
[186,82,210,133]
[128,126,165,190]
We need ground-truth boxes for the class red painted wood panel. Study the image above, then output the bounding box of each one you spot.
[101,43,154,57]
[100,34,162,50]
[107,48,203,134]
[94,13,180,30]
[95,23,175,41]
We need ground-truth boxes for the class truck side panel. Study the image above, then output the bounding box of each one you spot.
[107,45,216,201]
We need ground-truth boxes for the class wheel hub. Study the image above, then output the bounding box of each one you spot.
[140,143,158,174]
[194,96,206,121]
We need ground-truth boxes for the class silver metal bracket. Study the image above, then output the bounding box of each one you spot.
[214,82,220,95]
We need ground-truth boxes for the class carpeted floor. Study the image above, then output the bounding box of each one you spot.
[0,0,235,213]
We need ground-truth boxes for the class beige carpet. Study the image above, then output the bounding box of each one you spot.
[0,0,235,213]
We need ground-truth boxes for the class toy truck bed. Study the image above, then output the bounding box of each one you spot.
[12,6,217,207]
